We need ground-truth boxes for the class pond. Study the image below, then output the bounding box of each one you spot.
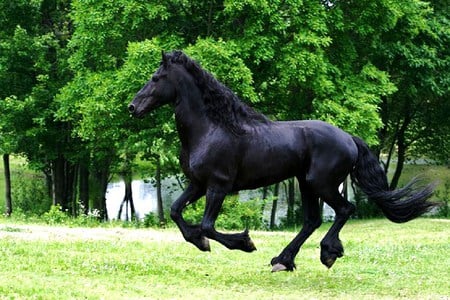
[105,178,182,220]
[105,178,340,222]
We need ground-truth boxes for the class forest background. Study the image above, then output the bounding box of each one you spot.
[0,0,448,226]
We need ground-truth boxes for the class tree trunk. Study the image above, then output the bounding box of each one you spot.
[286,178,295,227]
[66,162,78,216]
[390,115,411,190]
[43,168,53,199]
[270,183,279,230]
[390,132,406,190]
[117,172,135,221]
[3,154,12,217]
[79,163,89,215]
[262,186,268,200]
[261,186,269,224]
[383,133,397,175]
[155,157,165,225]
[51,155,66,209]
[92,166,109,220]
[50,155,78,214]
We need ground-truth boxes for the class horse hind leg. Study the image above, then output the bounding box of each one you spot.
[271,180,322,272]
[319,188,355,268]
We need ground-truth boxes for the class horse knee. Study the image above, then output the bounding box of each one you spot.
[170,206,180,221]
[338,202,355,217]
[200,221,217,239]
[304,216,322,230]
[312,218,322,229]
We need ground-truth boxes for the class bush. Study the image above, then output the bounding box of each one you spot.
[73,209,102,227]
[142,212,163,228]
[43,205,70,225]
[352,186,382,219]
[435,182,450,218]
[183,195,266,230]
[12,171,52,216]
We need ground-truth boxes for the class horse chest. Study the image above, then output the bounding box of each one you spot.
[180,143,236,183]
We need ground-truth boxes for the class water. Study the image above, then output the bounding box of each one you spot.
[105,178,344,222]
[105,179,182,220]
[106,180,154,220]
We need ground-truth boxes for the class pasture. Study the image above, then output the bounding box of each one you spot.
[0,218,448,299]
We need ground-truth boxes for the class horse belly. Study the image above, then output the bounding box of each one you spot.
[234,147,302,191]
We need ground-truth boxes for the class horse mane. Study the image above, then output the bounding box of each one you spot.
[166,51,270,135]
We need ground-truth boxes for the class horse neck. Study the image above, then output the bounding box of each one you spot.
[174,77,211,148]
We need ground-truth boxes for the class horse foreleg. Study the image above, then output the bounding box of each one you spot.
[271,183,322,272]
[319,191,355,268]
[170,183,209,251]
[201,188,256,252]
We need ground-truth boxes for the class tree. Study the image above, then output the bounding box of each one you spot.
[2,154,12,216]
[0,0,73,214]
[377,0,450,186]
[3,0,444,221]
[117,156,135,221]
[59,0,393,224]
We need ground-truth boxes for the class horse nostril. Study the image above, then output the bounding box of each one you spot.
[128,104,135,113]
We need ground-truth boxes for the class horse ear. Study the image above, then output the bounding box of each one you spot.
[162,50,169,66]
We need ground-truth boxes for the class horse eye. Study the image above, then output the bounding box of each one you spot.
[152,75,159,82]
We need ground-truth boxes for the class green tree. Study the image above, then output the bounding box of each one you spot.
[59,0,394,223]
[0,0,40,215]
[354,0,450,186]
[0,0,73,214]
[3,0,445,221]
[322,0,449,188]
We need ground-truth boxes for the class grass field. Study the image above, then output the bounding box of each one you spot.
[0,218,448,299]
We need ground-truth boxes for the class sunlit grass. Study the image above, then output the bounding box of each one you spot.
[0,219,448,299]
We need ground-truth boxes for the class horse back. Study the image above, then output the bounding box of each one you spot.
[180,119,358,192]
[234,120,357,190]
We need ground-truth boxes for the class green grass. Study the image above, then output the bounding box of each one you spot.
[0,219,448,299]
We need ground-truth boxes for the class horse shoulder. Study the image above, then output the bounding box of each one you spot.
[185,130,238,185]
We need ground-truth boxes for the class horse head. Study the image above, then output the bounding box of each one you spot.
[128,51,177,118]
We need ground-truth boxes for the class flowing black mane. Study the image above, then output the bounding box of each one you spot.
[166,51,269,135]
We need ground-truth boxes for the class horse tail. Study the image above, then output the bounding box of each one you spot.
[350,136,436,223]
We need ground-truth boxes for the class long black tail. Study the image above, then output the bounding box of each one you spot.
[350,136,437,223]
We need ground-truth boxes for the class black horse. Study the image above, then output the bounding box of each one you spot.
[129,51,436,272]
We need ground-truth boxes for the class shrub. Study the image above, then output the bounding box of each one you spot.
[72,209,102,227]
[142,212,162,228]
[352,186,382,219]
[435,182,450,218]
[12,171,52,216]
[183,195,266,230]
[43,205,70,225]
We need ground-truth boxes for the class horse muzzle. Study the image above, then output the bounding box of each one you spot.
[128,102,146,118]
[128,103,138,115]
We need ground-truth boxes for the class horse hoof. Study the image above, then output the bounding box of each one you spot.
[271,263,288,272]
[191,236,210,251]
[245,239,257,252]
[323,257,336,269]
[201,236,211,251]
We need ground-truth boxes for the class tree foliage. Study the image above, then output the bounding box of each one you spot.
[1,0,448,218]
